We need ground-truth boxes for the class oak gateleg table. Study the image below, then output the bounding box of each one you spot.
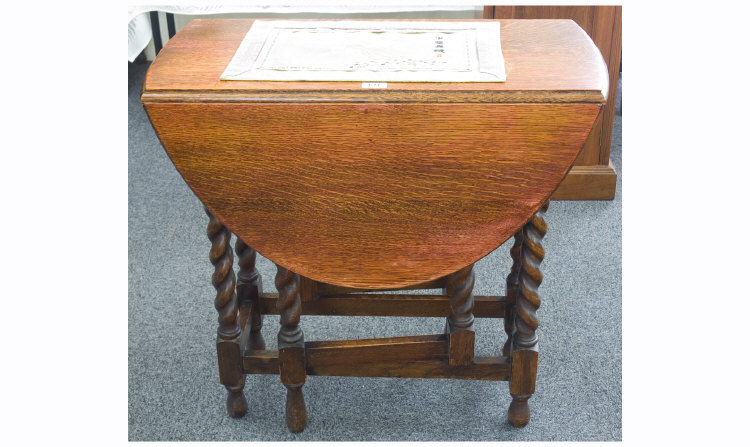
[141,18,608,434]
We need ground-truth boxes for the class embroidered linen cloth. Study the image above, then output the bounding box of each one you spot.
[221,20,506,82]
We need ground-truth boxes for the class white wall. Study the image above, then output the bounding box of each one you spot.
[142,7,484,61]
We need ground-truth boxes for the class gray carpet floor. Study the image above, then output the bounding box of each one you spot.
[128,60,622,442]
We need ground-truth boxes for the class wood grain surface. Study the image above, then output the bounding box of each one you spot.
[489,6,621,165]
[142,19,606,288]
[141,18,608,104]
[486,6,621,200]
[146,102,598,288]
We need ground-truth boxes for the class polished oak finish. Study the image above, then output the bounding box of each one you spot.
[149,101,597,289]
[141,19,605,434]
[485,6,621,200]
[142,19,607,101]
[143,18,606,289]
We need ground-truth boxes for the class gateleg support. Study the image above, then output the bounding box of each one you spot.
[445,264,476,366]
[236,237,265,350]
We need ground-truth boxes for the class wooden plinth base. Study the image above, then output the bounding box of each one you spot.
[551,161,617,200]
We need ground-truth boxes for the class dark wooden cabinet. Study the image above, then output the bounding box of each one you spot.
[484,6,621,200]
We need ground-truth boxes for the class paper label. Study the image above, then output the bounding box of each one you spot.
[362,82,387,89]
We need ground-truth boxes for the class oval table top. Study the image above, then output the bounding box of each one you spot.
[142,19,607,289]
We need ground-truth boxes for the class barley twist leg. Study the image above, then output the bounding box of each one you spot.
[504,230,524,357]
[205,207,247,418]
[275,265,307,433]
[508,201,548,428]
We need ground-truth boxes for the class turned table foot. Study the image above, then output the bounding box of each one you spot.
[508,394,531,427]
[226,384,249,418]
